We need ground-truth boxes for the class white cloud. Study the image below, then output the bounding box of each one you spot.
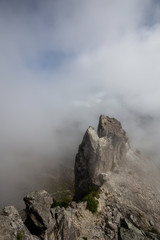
[0,0,160,208]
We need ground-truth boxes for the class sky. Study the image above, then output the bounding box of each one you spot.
[0,0,160,208]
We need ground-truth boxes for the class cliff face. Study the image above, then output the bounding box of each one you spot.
[0,115,160,240]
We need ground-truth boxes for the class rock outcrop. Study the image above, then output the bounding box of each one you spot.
[24,190,79,240]
[0,206,38,240]
[74,115,130,199]
[0,115,160,240]
[24,190,54,239]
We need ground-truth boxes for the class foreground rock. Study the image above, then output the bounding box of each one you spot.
[0,115,160,239]
[24,190,79,240]
[1,189,160,240]
[0,206,38,240]
[24,190,54,239]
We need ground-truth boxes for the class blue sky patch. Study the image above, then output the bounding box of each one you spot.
[26,50,74,71]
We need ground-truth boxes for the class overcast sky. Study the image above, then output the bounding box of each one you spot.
[0,0,160,208]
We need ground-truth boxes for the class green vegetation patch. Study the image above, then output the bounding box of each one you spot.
[83,194,98,213]
[84,185,101,199]
[17,230,24,240]
[51,198,71,208]
[83,237,88,240]
[81,185,100,213]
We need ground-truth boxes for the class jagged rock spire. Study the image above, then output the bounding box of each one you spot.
[98,115,128,140]
[74,115,130,200]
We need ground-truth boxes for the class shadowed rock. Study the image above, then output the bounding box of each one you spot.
[24,190,54,239]
[24,190,79,240]
[0,206,39,240]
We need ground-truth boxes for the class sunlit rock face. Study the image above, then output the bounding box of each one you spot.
[74,115,130,199]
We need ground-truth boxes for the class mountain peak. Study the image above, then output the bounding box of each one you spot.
[98,115,128,140]
[74,115,130,200]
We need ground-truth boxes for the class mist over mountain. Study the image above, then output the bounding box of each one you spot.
[0,0,160,208]
[0,115,160,240]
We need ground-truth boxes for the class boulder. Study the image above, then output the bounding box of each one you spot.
[119,218,150,240]
[24,190,54,239]
[24,190,79,240]
[50,207,79,240]
[0,206,39,240]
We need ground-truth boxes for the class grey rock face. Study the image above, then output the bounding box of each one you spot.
[50,207,79,240]
[98,115,128,139]
[75,115,129,199]
[24,190,79,240]
[118,218,150,240]
[24,190,55,239]
[119,227,149,240]
[0,206,38,240]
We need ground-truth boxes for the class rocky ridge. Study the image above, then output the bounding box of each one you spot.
[0,115,160,240]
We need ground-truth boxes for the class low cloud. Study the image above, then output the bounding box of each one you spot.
[0,0,160,208]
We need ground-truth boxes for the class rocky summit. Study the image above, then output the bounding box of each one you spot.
[74,115,130,200]
[0,115,160,240]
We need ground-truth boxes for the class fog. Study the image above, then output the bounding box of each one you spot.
[0,0,160,208]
